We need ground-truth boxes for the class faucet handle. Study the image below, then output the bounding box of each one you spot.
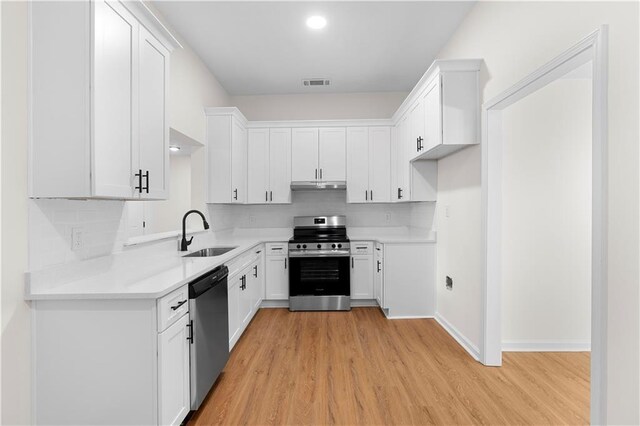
[186,236,194,246]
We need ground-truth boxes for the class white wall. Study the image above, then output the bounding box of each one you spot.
[144,154,192,234]
[433,2,638,422]
[501,77,592,349]
[209,192,434,232]
[1,2,30,424]
[229,92,407,121]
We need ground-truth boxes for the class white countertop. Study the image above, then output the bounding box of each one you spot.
[26,227,435,301]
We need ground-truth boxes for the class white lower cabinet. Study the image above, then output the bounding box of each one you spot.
[158,313,191,426]
[228,271,242,350]
[33,288,191,426]
[350,242,374,299]
[374,243,384,307]
[265,243,289,300]
[382,243,436,318]
[228,247,264,350]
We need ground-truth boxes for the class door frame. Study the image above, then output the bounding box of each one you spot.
[480,26,608,423]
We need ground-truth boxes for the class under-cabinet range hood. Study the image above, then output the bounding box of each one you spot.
[290,181,347,191]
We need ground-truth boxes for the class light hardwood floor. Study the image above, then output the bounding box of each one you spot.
[189,308,589,425]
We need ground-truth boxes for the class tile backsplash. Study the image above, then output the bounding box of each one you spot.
[29,192,435,272]
[208,191,435,231]
[28,199,127,271]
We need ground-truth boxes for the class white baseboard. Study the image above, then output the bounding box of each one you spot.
[385,314,434,320]
[502,340,591,352]
[350,299,378,307]
[260,300,288,308]
[435,313,480,361]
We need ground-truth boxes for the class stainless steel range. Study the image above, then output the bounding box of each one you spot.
[288,216,351,311]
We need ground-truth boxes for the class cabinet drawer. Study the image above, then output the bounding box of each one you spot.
[266,242,288,256]
[351,242,373,255]
[157,285,189,332]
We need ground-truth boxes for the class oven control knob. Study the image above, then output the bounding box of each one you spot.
[302,244,307,249]
[317,244,322,249]
[297,244,301,249]
[332,244,336,249]
[338,244,342,248]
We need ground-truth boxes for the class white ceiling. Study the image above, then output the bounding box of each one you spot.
[154,1,476,96]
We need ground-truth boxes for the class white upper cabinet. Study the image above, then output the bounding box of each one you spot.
[92,0,138,198]
[206,110,248,204]
[390,116,437,203]
[318,128,347,181]
[368,127,392,202]
[422,76,443,155]
[247,129,270,203]
[29,0,175,199]
[408,99,425,161]
[346,128,369,203]
[346,127,391,203]
[292,127,346,182]
[138,26,170,199]
[291,128,319,181]
[268,128,292,203]
[396,61,480,161]
[247,128,292,204]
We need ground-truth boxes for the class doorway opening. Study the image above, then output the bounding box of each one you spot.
[481,27,608,423]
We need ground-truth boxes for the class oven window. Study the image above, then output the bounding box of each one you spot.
[289,257,350,296]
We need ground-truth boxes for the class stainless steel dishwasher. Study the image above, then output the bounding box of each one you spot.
[188,265,229,411]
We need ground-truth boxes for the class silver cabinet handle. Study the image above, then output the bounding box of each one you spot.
[370,190,373,201]
[315,169,318,179]
[265,191,268,202]
[320,169,323,179]
[365,190,368,201]
[270,191,273,202]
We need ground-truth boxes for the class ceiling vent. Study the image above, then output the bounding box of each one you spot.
[303,78,331,87]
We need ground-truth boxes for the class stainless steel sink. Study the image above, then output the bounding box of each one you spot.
[183,247,238,257]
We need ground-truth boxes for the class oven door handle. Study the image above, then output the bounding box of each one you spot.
[288,252,350,258]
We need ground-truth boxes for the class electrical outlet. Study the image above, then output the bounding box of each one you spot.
[445,205,451,218]
[446,276,453,290]
[385,213,391,223]
[71,227,83,251]
[249,215,256,224]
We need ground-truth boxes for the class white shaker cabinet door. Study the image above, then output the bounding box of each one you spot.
[265,257,289,300]
[92,0,137,198]
[269,128,292,203]
[228,274,242,350]
[158,314,190,426]
[397,115,411,201]
[239,270,253,330]
[351,255,374,299]
[346,127,369,203]
[231,121,247,203]
[138,26,169,199]
[368,127,391,203]
[291,128,319,181]
[422,76,443,153]
[247,129,270,204]
[318,128,346,181]
[408,99,424,160]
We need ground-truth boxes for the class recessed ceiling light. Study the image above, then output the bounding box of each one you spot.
[169,145,181,152]
[306,16,326,30]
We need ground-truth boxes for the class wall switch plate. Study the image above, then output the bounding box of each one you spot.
[445,205,451,218]
[249,215,256,224]
[446,276,453,290]
[71,227,83,251]
[385,213,391,223]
